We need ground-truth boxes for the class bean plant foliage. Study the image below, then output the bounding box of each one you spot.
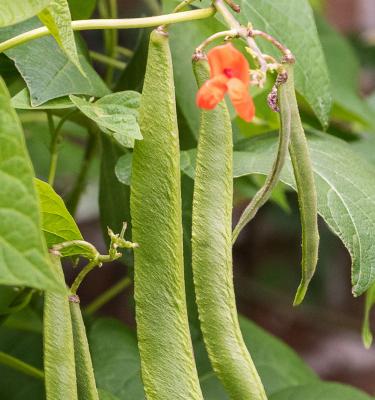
[0,0,374,399]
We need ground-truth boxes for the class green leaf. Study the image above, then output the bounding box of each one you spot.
[12,88,74,110]
[98,389,120,400]
[70,91,142,148]
[0,18,109,106]
[115,153,132,185]
[232,131,375,296]
[38,0,83,73]
[316,15,375,127]
[0,78,61,292]
[68,0,97,20]
[236,0,332,127]
[197,317,316,398]
[0,0,51,27]
[269,382,373,400]
[89,318,145,399]
[0,326,44,399]
[35,179,84,256]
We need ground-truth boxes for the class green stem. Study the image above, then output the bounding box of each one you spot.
[47,112,57,186]
[85,276,132,315]
[47,110,77,186]
[90,50,126,69]
[0,351,44,380]
[0,8,215,53]
[66,132,98,216]
[115,45,134,58]
[70,260,99,294]
[232,73,292,243]
[104,0,119,85]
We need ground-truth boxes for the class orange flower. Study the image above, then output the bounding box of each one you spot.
[196,43,255,122]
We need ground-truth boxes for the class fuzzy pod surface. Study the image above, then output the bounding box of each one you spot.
[285,64,320,306]
[192,58,267,400]
[69,297,99,400]
[130,29,203,400]
[44,254,78,400]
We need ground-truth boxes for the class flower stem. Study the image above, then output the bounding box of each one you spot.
[0,352,44,381]
[70,260,98,294]
[84,276,132,315]
[0,8,215,53]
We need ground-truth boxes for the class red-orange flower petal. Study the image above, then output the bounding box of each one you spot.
[227,78,255,122]
[196,74,228,110]
[207,43,249,86]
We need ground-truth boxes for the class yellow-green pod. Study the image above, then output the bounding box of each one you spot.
[192,57,267,400]
[130,28,203,400]
[44,254,78,400]
[69,295,99,400]
[285,64,320,306]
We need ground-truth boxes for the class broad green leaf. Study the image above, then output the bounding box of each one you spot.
[89,318,145,399]
[70,91,142,148]
[0,18,109,106]
[232,132,375,296]
[68,0,97,20]
[115,153,133,185]
[0,0,51,27]
[0,78,61,292]
[35,179,86,257]
[316,16,375,127]
[362,282,375,348]
[12,88,74,110]
[98,389,120,400]
[269,382,373,400]
[38,0,83,73]
[0,326,44,399]
[197,317,316,398]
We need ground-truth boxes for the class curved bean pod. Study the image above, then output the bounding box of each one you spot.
[232,71,292,244]
[130,28,203,400]
[285,65,320,306]
[69,295,99,400]
[192,57,267,400]
[44,254,78,400]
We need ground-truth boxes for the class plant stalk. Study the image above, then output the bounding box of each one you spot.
[0,8,215,53]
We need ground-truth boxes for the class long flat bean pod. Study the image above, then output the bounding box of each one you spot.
[192,58,267,400]
[232,72,292,244]
[130,28,203,400]
[285,65,320,306]
[44,254,78,400]
[69,296,99,400]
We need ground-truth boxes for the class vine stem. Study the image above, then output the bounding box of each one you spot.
[84,276,132,315]
[66,132,98,216]
[0,352,44,380]
[0,8,215,53]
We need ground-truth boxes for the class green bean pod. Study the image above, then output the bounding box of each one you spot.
[232,72,292,244]
[69,296,99,400]
[286,64,320,306]
[192,58,267,400]
[44,254,78,400]
[130,28,203,400]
